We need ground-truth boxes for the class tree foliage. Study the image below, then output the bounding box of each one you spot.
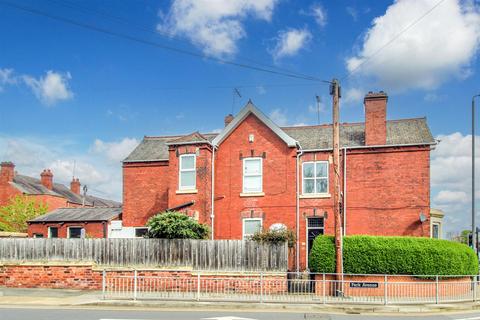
[0,195,48,232]
[309,235,478,276]
[251,228,296,248]
[146,211,209,239]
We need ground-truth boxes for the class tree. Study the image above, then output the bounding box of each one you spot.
[251,228,296,248]
[146,211,209,239]
[0,195,48,232]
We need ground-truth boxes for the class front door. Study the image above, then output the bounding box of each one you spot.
[307,217,324,255]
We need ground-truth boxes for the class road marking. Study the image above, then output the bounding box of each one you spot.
[202,317,258,320]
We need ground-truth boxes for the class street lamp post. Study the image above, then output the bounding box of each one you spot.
[473,94,480,254]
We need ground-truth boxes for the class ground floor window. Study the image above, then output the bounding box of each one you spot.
[243,218,262,239]
[68,227,84,239]
[135,227,148,238]
[48,227,58,238]
[33,233,43,238]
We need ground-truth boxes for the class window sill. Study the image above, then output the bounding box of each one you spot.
[299,193,331,199]
[176,189,198,194]
[240,192,265,197]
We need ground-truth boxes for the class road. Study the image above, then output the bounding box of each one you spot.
[2,307,480,320]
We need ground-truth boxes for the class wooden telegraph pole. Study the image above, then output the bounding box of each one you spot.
[331,79,343,290]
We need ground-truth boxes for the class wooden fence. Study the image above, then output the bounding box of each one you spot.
[0,238,288,271]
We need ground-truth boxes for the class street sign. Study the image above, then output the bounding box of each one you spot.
[349,282,379,288]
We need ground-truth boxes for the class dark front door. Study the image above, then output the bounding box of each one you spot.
[307,217,324,255]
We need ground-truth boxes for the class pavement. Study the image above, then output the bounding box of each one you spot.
[3,287,480,316]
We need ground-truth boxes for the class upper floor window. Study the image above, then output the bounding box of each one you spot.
[243,158,262,193]
[179,154,196,190]
[302,161,329,194]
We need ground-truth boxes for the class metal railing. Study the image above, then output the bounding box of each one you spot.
[102,270,479,305]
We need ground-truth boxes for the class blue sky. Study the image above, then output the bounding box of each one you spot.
[0,0,479,236]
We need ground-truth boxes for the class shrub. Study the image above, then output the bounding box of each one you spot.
[309,235,479,276]
[146,211,209,239]
[251,229,296,248]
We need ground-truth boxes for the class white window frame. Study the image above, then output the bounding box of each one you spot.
[179,154,196,190]
[48,226,58,238]
[302,161,329,195]
[242,218,263,240]
[67,226,85,239]
[431,222,441,239]
[242,157,263,194]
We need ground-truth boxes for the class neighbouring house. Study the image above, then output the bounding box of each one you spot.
[28,207,122,238]
[119,91,435,270]
[430,209,444,239]
[0,162,121,238]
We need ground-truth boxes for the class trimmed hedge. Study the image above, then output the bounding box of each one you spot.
[309,235,478,275]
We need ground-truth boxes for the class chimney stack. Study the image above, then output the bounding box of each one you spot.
[70,178,81,195]
[40,169,53,190]
[224,114,234,127]
[364,91,388,146]
[0,162,15,183]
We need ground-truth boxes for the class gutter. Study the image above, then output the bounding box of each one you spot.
[299,141,436,153]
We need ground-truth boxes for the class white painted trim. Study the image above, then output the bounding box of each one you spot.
[47,226,58,238]
[242,218,263,240]
[301,161,329,195]
[179,154,196,190]
[240,192,265,197]
[242,157,263,194]
[212,101,297,147]
[176,189,198,194]
[67,226,84,239]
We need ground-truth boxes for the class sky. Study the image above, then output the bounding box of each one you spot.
[0,0,479,236]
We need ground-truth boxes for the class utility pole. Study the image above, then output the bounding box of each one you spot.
[473,94,480,255]
[331,79,343,287]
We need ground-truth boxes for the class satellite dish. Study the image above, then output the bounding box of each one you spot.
[419,213,427,223]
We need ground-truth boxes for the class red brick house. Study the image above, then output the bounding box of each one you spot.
[121,91,435,270]
[0,162,121,238]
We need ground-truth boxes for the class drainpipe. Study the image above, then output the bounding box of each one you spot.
[343,147,347,236]
[296,143,304,273]
[210,143,216,240]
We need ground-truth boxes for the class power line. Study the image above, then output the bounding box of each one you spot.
[0,0,330,83]
[48,0,324,82]
[342,0,447,80]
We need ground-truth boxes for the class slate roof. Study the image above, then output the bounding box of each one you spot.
[29,207,122,223]
[166,132,211,145]
[124,118,435,163]
[11,174,121,207]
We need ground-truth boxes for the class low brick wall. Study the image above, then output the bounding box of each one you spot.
[0,263,287,294]
[314,274,472,298]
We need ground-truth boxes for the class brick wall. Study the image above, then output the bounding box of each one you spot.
[122,161,169,227]
[27,221,109,238]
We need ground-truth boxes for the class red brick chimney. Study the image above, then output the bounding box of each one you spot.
[0,161,15,183]
[364,91,388,146]
[40,169,53,190]
[224,114,234,127]
[70,178,81,195]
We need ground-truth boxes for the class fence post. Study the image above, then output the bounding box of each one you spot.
[102,269,106,300]
[435,275,439,304]
[197,273,201,301]
[474,275,478,302]
[260,272,264,303]
[133,269,138,301]
[322,273,326,304]
[384,275,388,305]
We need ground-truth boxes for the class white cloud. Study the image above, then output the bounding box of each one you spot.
[23,70,73,106]
[91,138,140,163]
[431,132,480,234]
[271,28,312,60]
[346,0,480,91]
[343,87,364,105]
[346,6,358,21]
[158,0,278,57]
[0,135,138,201]
[268,108,288,126]
[0,68,17,90]
[311,3,327,27]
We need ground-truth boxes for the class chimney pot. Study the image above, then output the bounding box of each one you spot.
[224,114,234,127]
[0,161,15,183]
[364,91,388,146]
[40,169,54,190]
[70,177,81,195]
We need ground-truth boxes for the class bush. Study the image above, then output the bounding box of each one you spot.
[251,229,296,248]
[146,211,209,239]
[309,235,479,276]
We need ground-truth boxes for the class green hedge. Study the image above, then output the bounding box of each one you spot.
[309,235,478,275]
